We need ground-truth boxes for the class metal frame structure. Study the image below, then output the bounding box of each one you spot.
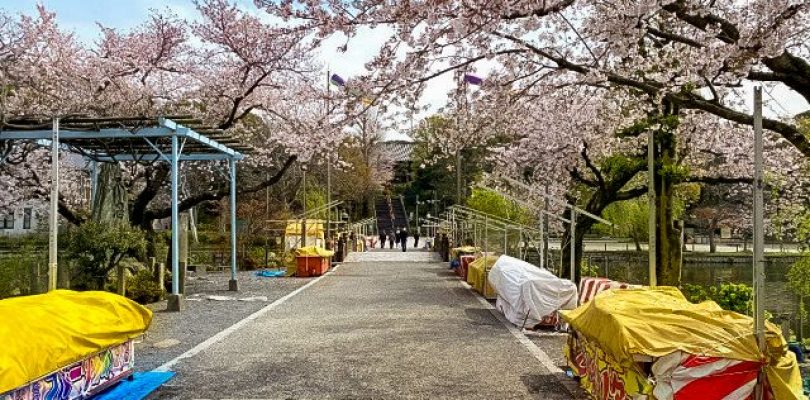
[444,205,547,266]
[477,179,613,282]
[0,116,249,308]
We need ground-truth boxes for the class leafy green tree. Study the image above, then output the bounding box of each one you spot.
[597,198,649,251]
[465,188,534,225]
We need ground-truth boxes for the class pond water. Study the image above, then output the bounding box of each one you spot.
[527,252,806,337]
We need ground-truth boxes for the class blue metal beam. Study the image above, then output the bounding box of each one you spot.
[0,127,173,140]
[93,153,242,162]
[2,119,245,160]
[160,118,243,159]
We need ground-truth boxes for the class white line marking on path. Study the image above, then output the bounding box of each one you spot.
[153,265,340,372]
[462,281,582,396]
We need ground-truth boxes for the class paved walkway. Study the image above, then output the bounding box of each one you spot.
[149,250,578,399]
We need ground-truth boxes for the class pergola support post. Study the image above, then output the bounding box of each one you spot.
[167,133,183,312]
[90,160,99,208]
[48,117,59,292]
[229,158,239,292]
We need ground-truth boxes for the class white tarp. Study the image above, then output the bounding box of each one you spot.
[487,255,578,327]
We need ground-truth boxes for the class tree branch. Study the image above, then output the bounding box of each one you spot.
[580,143,605,189]
[142,155,297,221]
[616,187,647,201]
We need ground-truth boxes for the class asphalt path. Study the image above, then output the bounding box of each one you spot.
[149,250,578,399]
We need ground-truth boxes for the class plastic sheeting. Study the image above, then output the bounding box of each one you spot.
[284,219,325,237]
[487,255,578,327]
[466,255,499,299]
[450,246,479,259]
[295,246,334,257]
[0,290,152,394]
[561,287,806,400]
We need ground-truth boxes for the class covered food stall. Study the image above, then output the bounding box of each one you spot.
[0,290,153,399]
[284,219,325,250]
[561,287,806,400]
[466,255,499,300]
[487,255,578,328]
[294,246,334,277]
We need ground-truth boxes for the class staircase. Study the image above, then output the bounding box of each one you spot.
[374,196,408,236]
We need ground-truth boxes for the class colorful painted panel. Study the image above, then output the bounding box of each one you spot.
[565,334,652,400]
[2,341,133,400]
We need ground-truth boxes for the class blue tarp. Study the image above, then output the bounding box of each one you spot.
[96,372,175,400]
[255,269,286,278]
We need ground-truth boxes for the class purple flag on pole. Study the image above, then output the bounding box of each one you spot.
[463,74,483,85]
[330,74,346,87]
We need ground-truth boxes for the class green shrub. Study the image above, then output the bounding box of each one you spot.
[64,221,147,290]
[580,259,600,277]
[126,269,163,304]
[682,283,752,315]
[0,239,47,298]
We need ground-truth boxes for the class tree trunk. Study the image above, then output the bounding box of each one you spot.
[653,124,682,287]
[708,219,717,253]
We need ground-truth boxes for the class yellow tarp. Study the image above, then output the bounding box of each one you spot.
[466,255,499,299]
[560,287,805,399]
[295,246,334,257]
[0,290,152,393]
[285,219,325,238]
[450,246,479,259]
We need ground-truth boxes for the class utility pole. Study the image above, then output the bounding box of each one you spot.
[301,165,307,247]
[648,128,657,287]
[326,69,332,244]
[753,86,765,400]
[456,150,462,204]
[570,209,577,282]
[543,185,550,269]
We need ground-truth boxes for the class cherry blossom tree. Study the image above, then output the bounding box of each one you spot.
[0,1,352,243]
[257,0,809,284]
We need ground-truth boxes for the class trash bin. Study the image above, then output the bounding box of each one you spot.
[294,246,335,277]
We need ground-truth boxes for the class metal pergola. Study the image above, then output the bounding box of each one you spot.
[0,116,251,310]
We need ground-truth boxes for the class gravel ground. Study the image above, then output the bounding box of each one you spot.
[136,270,314,371]
[148,254,582,399]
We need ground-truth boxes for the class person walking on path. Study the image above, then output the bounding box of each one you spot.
[388,231,395,249]
[400,228,409,252]
[379,231,387,249]
[395,228,401,248]
[413,230,420,249]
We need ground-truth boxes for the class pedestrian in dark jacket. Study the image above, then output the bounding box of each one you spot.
[379,232,387,248]
[388,231,395,249]
[413,230,420,248]
[400,228,409,252]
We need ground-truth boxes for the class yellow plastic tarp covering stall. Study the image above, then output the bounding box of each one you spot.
[295,246,335,257]
[285,219,325,238]
[466,255,499,299]
[450,246,479,259]
[560,287,805,399]
[0,290,153,394]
